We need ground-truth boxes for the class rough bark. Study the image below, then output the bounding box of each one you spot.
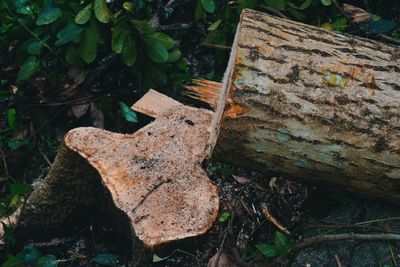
[12,105,219,265]
[210,9,400,202]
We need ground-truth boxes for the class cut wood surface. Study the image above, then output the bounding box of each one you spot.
[14,105,219,265]
[209,9,400,202]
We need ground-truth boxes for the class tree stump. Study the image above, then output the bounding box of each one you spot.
[14,104,219,265]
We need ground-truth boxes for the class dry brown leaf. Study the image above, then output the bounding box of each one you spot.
[71,103,90,118]
[232,174,250,184]
[343,3,371,24]
[207,251,237,267]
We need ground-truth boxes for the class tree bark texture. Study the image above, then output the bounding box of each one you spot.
[211,9,400,202]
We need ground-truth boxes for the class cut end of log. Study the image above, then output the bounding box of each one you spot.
[184,79,223,110]
[63,105,219,247]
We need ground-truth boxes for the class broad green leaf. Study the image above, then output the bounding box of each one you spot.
[274,231,288,251]
[299,0,313,10]
[92,254,117,266]
[360,19,395,34]
[122,36,137,66]
[37,255,57,267]
[17,56,39,82]
[143,36,168,63]
[218,211,231,222]
[55,24,83,46]
[201,0,216,13]
[151,32,175,50]
[208,19,222,31]
[119,102,138,123]
[27,40,44,55]
[112,26,126,54]
[94,0,112,24]
[7,108,16,130]
[75,4,92,24]
[167,48,181,62]
[264,0,286,11]
[23,244,42,264]
[255,244,279,258]
[36,7,61,25]
[80,27,98,63]
[131,20,155,33]
[321,0,332,6]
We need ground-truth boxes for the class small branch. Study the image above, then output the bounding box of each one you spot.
[334,255,343,267]
[262,207,290,235]
[200,43,231,50]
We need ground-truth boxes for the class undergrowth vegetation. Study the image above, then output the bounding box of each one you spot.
[0,0,399,265]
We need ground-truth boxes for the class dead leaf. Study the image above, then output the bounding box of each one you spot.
[90,102,104,129]
[343,3,371,24]
[208,251,237,267]
[71,103,90,118]
[232,174,250,184]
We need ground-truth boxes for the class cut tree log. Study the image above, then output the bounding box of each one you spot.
[9,104,219,265]
[201,9,400,203]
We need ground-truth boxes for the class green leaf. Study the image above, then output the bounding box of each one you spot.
[7,139,29,150]
[321,0,332,6]
[17,56,39,82]
[122,36,137,66]
[167,48,181,62]
[359,19,395,34]
[119,102,138,123]
[218,211,231,222]
[92,253,117,266]
[201,0,216,13]
[287,8,306,20]
[264,0,286,11]
[55,24,83,46]
[255,244,279,258]
[152,253,170,263]
[80,23,100,63]
[94,0,112,23]
[27,40,44,55]
[2,253,24,267]
[7,108,16,130]
[195,0,204,20]
[36,7,61,25]
[151,32,175,50]
[131,20,155,34]
[23,244,42,264]
[274,231,288,251]
[75,4,92,24]
[208,19,222,31]
[112,26,126,54]
[37,255,57,267]
[143,36,168,63]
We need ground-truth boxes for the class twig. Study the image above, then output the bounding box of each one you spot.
[334,254,343,267]
[200,43,231,50]
[0,148,9,176]
[262,207,290,235]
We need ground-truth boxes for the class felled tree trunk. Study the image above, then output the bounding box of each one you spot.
[13,102,219,266]
[207,9,400,202]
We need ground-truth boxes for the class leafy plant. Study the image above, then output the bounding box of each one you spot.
[2,244,57,267]
[255,231,295,258]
